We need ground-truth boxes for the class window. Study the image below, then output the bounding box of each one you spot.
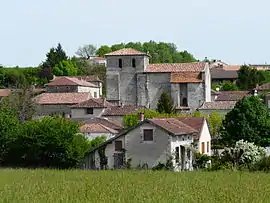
[201,142,205,153]
[132,58,136,67]
[94,92,97,98]
[115,140,123,151]
[118,59,122,68]
[143,129,153,141]
[207,141,209,153]
[175,147,179,163]
[182,98,188,107]
[86,108,93,114]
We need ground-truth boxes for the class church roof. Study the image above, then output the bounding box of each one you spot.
[170,72,202,83]
[146,62,206,73]
[47,76,98,87]
[104,48,148,56]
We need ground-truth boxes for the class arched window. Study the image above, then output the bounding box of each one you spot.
[132,58,136,67]
[118,59,122,68]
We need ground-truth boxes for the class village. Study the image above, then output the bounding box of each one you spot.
[1,45,269,172]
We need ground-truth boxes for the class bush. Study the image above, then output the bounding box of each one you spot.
[193,152,211,169]
[251,156,270,172]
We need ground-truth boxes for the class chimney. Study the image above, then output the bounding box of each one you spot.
[139,112,145,122]
[103,98,106,106]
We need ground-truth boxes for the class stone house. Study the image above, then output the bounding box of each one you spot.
[198,91,252,114]
[101,105,146,122]
[105,48,211,111]
[33,76,101,118]
[79,123,118,141]
[71,98,114,119]
[82,117,211,171]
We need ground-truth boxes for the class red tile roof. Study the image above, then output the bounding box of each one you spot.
[256,83,270,90]
[105,48,148,56]
[80,123,118,134]
[149,118,198,135]
[170,72,202,83]
[102,105,146,116]
[0,89,11,97]
[71,98,114,108]
[48,77,98,87]
[34,93,90,105]
[178,117,204,132]
[82,117,123,130]
[146,62,206,73]
[90,57,105,61]
[199,101,237,110]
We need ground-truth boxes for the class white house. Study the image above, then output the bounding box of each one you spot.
[82,116,211,171]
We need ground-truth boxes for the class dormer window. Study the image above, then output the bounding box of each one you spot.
[132,58,136,67]
[118,59,122,68]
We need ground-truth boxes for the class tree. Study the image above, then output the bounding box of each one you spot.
[53,60,78,76]
[157,93,175,114]
[237,65,264,90]
[38,63,54,84]
[76,44,97,59]
[45,43,68,68]
[0,66,5,87]
[221,96,270,146]
[220,81,238,91]
[207,111,224,137]
[96,45,112,57]
[4,117,90,168]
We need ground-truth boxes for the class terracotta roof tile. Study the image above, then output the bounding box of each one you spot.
[222,65,241,71]
[178,117,204,132]
[146,62,206,73]
[149,118,198,135]
[82,117,123,130]
[71,98,114,108]
[80,123,118,134]
[54,75,102,82]
[105,48,148,56]
[211,68,238,79]
[199,101,237,110]
[0,89,11,97]
[256,83,270,90]
[34,93,90,105]
[102,105,146,116]
[48,77,98,87]
[216,91,250,101]
[170,72,202,83]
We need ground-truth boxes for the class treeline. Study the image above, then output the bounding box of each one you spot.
[96,41,198,63]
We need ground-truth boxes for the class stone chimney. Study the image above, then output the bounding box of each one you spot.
[103,98,106,106]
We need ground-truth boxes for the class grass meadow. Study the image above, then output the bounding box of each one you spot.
[0,169,269,203]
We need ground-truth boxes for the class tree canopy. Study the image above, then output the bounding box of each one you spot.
[45,43,68,68]
[221,96,270,146]
[76,44,97,59]
[96,41,197,63]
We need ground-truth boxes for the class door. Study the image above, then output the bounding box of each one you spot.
[180,146,185,171]
[114,153,124,169]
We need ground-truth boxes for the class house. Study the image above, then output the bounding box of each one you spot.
[80,123,118,141]
[210,66,238,83]
[52,75,103,96]
[82,116,211,171]
[198,91,252,114]
[46,76,101,98]
[0,89,11,98]
[71,98,114,119]
[88,57,107,66]
[105,48,211,111]
[101,105,146,122]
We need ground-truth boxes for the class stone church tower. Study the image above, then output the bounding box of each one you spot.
[105,48,211,111]
[105,48,149,106]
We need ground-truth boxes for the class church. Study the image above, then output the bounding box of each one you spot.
[105,48,211,111]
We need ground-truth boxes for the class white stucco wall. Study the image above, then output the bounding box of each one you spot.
[78,86,100,98]
[170,135,194,171]
[198,120,212,156]
[71,108,105,119]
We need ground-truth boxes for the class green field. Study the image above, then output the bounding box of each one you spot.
[0,169,269,203]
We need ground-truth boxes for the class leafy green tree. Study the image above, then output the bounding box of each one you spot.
[157,92,175,114]
[4,117,89,168]
[0,66,5,87]
[3,68,27,87]
[221,96,270,146]
[76,44,97,59]
[45,43,68,68]
[219,81,238,91]
[237,65,264,90]
[207,111,224,137]
[111,43,125,51]
[89,136,106,150]
[53,60,78,76]
[96,45,112,57]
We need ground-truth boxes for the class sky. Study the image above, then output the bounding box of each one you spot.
[0,0,270,67]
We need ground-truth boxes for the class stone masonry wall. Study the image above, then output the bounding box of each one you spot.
[187,83,205,110]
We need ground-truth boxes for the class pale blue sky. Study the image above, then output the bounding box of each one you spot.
[0,0,269,67]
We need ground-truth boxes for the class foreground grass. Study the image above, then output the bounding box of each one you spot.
[0,169,269,203]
